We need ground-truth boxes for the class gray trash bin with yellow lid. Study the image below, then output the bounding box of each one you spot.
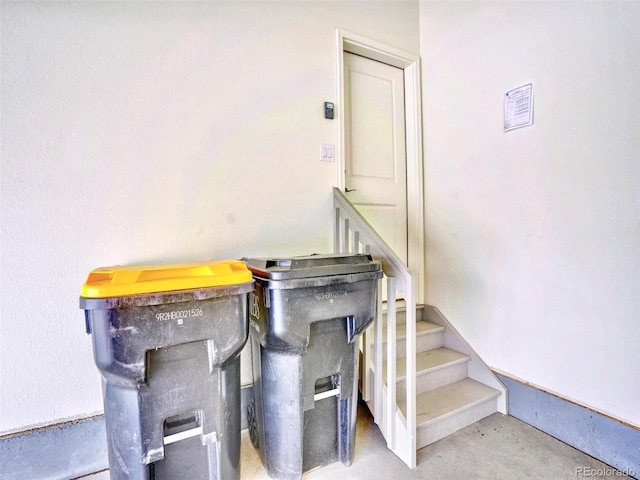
[79,260,253,480]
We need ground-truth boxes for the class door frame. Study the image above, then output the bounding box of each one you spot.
[336,30,425,304]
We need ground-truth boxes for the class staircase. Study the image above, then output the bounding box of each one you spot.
[377,304,503,450]
[333,187,507,468]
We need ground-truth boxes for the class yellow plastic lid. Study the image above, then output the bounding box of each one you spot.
[81,260,252,299]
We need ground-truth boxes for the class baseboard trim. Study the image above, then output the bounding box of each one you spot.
[494,371,639,479]
[0,414,108,480]
[0,385,255,480]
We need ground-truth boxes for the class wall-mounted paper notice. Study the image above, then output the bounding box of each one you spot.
[504,83,533,132]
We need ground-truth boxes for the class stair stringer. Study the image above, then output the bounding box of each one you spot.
[366,383,416,469]
[420,305,508,414]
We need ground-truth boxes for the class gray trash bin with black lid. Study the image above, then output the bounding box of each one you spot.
[244,253,382,480]
[79,260,254,480]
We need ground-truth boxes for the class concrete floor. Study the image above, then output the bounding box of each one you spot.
[81,402,632,480]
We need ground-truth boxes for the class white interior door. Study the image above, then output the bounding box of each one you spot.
[343,52,408,263]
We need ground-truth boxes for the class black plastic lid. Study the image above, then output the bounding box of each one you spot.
[243,253,380,280]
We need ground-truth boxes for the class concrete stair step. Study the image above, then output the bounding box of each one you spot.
[381,303,424,324]
[386,347,470,401]
[402,378,501,449]
[398,347,469,379]
[378,320,445,358]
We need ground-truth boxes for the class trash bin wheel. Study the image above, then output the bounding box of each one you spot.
[247,399,259,448]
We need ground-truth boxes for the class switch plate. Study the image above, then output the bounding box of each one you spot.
[320,144,334,162]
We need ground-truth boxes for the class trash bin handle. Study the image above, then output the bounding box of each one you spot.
[314,388,340,402]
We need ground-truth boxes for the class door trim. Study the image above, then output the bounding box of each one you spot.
[336,30,425,304]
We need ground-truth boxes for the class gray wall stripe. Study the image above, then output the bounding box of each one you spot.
[496,374,639,478]
[0,415,108,480]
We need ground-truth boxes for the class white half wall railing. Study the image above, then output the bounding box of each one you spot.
[333,187,417,469]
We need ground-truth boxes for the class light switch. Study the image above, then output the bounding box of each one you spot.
[320,144,334,162]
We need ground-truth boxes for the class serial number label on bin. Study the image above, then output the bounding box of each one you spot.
[314,291,347,301]
[155,308,204,322]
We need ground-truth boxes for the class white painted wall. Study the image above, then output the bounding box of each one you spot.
[420,1,639,426]
[0,1,420,434]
